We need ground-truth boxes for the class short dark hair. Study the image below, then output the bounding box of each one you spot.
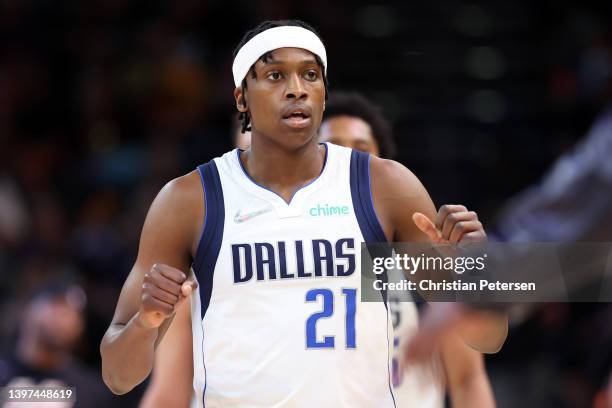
[323,91,396,158]
[233,20,329,134]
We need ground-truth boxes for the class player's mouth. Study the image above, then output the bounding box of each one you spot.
[281,106,312,129]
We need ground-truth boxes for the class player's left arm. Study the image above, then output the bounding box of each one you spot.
[369,157,507,354]
[440,333,496,408]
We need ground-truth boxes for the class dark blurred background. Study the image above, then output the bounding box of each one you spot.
[0,0,611,407]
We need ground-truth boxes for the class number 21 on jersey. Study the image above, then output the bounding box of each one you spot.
[305,288,357,349]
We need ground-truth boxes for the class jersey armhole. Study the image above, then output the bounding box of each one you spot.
[193,160,225,318]
[349,150,388,244]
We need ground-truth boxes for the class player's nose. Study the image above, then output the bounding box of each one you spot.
[284,73,307,100]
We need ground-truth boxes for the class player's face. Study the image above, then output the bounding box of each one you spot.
[319,115,380,157]
[238,47,325,148]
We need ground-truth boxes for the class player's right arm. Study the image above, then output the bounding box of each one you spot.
[100,171,204,395]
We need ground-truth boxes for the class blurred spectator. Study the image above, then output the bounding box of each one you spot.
[0,281,112,407]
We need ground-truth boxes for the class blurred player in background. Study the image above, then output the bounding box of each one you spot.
[101,19,506,407]
[319,91,395,158]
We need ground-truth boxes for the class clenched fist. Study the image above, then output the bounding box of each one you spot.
[412,204,486,244]
[138,263,198,329]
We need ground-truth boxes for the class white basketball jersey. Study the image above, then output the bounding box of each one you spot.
[189,143,396,407]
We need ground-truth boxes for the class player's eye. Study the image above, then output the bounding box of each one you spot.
[304,69,318,81]
[267,71,282,81]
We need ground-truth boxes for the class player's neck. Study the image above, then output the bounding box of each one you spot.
[241,136,325,204]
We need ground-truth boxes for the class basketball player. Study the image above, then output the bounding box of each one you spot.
[141,97,494,407]
[101,20,507,406]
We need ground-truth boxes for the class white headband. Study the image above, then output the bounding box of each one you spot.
[232,26,327,88]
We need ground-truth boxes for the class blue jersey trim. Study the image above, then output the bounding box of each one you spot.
[349,150,396,406]
[194,160,225,407]
[386,305,397,408]
[349,150,387,243]
[236,143,329,205]
[194,160,225,318]
[349,150,390,304]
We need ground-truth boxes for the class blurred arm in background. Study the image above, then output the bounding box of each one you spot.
[494,105,612,242]
[407,104,612,360]
[139,300,194,408]
[441,332,496,408]
[140,302,193,408]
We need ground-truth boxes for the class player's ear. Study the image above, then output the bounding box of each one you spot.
[234,87,248,112]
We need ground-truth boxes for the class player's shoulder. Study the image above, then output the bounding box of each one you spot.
[153,170,203,216]
[160,170,202,201]
[140,170,205,256]
[163,149,237,203]
[369,155,424,195]
[369,155,436,239]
